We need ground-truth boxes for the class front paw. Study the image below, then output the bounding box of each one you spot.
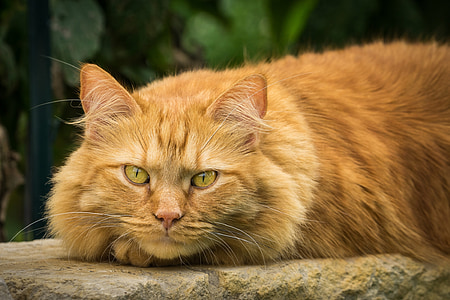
[112,239,152,267]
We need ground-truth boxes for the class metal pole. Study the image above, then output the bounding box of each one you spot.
[26,0,53,239]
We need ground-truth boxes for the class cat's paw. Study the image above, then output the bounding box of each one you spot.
[112,239,152,267]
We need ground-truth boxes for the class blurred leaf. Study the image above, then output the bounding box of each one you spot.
[299,0,379,49]
[0,0,21,102]
[105,0,168,56]
[182,11,231,66]
[97,0,170,85]
[280,0,318,48]
[171,0,222,20]
[0,0,27,147]
[182,0,272,67]
[145,33,175,72]
[0,38,17,96]
[51,0,104,86]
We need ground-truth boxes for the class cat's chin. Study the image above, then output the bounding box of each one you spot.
[139,236,203,260]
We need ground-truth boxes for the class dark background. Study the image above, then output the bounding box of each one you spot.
[1,0,449,241]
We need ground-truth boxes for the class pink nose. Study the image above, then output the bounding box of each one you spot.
[155,211,182,230]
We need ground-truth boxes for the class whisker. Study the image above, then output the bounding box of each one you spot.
[10,211,130,242]
[213,221,267,265]
[106,231,133,262]
[9,217,49,242]
[213,232,255,260]
[9,225,48,241]
[200,119,226,152]
[45,56,81,71]
[207,233,240,265]
[30,99,82,110]
[197,241,217,265]
[197,227,239,265]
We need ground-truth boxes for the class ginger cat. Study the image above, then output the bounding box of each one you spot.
[46,41,450,266]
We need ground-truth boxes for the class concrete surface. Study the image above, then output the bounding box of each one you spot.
[0,239,449,299]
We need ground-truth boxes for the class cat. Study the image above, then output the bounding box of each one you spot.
[46,41,450,267]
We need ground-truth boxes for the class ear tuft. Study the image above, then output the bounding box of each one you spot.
[207,74,268,125]
[206,74,268,147]
[79,64,141,138]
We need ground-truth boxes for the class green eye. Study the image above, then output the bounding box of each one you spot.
[191,171,218,188]
[124,165,149,185]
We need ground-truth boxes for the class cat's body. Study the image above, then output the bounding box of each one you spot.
[47,41,450,266]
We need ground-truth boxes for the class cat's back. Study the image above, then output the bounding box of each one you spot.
[267,41,450,151]
[269,41,449,110]
[268,41,450,259]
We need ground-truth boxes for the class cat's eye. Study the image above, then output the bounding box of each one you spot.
[124,165,150,185]
[191,171,218,188]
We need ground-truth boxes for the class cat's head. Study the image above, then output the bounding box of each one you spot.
[47,64,311,266]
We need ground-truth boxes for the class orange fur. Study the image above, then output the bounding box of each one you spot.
[47,41,450,266]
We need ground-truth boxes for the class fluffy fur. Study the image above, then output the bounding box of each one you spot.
[47,41,450,266]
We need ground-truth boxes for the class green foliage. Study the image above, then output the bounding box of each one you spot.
[179,0,320,66]
[100,0,170,84]
[182,0,273,66]
[0,35,17,94]
[269,0,318,52]
[279,0,318,47]
[0,0,28,149]
[51,0,104,85]
[48,0,320,84]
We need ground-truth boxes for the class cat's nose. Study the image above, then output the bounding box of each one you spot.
[154,211,182,230]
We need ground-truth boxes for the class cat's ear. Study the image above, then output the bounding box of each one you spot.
[208,74,267,120]
[207,74,267,145]
[79,64,141,137]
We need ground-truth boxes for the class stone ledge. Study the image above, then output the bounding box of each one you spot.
[0,240,449,299]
